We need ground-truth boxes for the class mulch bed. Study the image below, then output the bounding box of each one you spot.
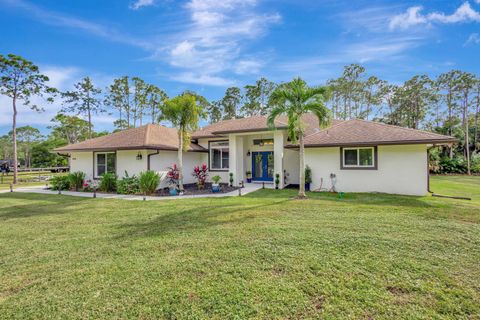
[156,183,239,197]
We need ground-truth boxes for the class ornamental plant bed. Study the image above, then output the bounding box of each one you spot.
[156,183,239,196]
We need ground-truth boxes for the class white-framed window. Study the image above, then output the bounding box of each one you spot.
[209,141,229,170]
[95,152,116,177]
[342,147,375,168]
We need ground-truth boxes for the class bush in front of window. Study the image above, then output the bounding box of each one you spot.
[68,171,86,192]
[99,172,117,192]
[117,171,140,195]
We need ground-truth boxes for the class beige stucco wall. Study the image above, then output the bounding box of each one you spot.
[70,152,93,179]
[116,150,148,178]
[305,144,428,196]
[149,150,206,185]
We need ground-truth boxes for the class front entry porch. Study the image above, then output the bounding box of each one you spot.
[251,151,274,182]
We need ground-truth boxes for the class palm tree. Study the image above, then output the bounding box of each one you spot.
[268,78,331,198]
[162,93,204,191]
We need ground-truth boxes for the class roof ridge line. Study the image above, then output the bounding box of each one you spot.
[303,119,349,139]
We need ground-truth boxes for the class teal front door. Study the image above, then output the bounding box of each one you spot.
[252,152,274,181]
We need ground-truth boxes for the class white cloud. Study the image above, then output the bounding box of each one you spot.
[129,0,155,10]
[465,32,480,45]
[389,6,428,30]
[279,37,420,71]
[171,73,235,86]
[160,0,280,85]
[389,2,480,30]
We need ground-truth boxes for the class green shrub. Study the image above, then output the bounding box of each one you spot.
[211,175,221,184]
[50,175,70,191]
[471,152,480,173]
[99,172,117,192]
[117,171,140,195]
[139,170,160,195]
[439,156,467,174]
[68,171,85,191]
[305,165,312,184]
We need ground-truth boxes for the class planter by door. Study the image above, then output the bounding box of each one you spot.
[252,152,274,182]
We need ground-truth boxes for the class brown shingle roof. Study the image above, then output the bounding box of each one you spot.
[54,124,207,152]
[191,113,339,138]
[295,119,457,147]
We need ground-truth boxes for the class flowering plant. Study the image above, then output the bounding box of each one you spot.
[192,163,208,189]
[166,164,180,189]
[82,179,96,192]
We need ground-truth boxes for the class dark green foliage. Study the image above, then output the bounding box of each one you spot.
[305,165,312,184]
[117,171,140,195]
[138,170,160,195]
[438,156,467,174]
[99,172,117,192]
[68,172,85,191]
[50,175,70,191]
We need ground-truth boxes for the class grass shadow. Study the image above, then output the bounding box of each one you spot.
[0,192,93,220]
[116,199,290,239]
[244,189,433,208]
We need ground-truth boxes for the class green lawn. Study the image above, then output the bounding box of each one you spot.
[0,176,479,319]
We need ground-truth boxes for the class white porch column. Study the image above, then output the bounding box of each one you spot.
[228,135,244,186]
[274,131,284,188]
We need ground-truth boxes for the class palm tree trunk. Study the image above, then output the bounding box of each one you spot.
[178,130,184,191]
[298,134,306,198]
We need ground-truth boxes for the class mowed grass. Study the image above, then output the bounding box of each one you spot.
[0,177,479,319]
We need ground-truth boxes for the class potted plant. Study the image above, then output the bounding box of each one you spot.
[275,173,280,189]
[305,165,312,191]
[166,164,180,196]
[211,175,221,192]
[192,163,208,189]
[246,170,252,183]
[229,172,234,187]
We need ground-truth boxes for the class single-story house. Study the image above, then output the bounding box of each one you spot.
[54,114,456,195]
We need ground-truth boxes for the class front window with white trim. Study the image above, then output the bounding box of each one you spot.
[209,141,229,170]
[342,147,374,168]
[96,152,116,176]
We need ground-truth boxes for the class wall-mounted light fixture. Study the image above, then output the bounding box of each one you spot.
[246,150,251,157]
[136,152,143,160]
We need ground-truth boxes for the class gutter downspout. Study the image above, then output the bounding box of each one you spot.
[147,150,159,170]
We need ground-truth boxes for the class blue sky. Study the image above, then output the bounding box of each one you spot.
[1,0,480,134]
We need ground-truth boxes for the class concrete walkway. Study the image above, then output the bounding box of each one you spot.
[0,183,271,201]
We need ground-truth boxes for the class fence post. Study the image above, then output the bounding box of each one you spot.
[10,183,13,192]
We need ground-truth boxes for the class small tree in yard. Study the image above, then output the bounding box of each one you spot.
[0,54,55,184]
[161,93,204,191]
[268,78,331,198]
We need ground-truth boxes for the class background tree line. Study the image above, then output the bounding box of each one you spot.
[2,54,479,182]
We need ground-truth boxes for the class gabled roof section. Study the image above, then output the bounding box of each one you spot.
[296,119,457,147]
[54,124,207,152]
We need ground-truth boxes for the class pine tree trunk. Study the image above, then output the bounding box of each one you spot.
[88,108,92,139]
[298,134,306,198]
[464,94,471,175]
[12,97,18,184]
[178,130,184,191]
